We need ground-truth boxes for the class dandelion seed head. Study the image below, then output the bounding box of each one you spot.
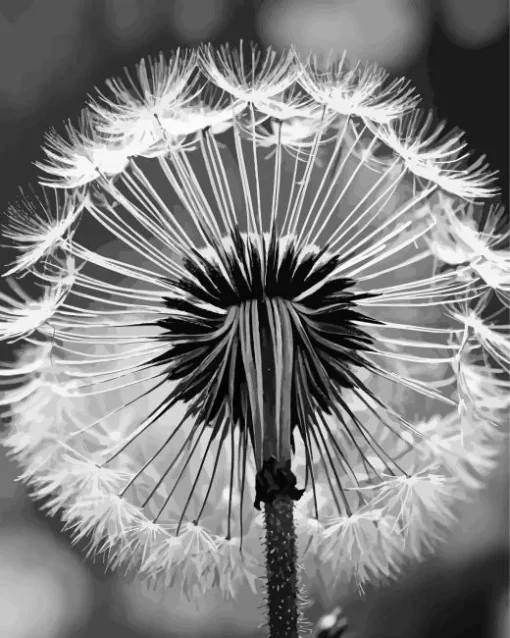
[1,42,507,599]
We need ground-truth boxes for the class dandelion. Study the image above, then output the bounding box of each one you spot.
[1,43,508,637]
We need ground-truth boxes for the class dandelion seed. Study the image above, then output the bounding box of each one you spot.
[451,303,510,374]
[210,536,260,599]
[424,192,510,304]
[88,49,200,150]
[296,49,421,124]
[1,187,88,276]
[200,42,298,104]
[364,473,460,557]
[0,270,72,342]
[36,111,143,189]
[320,510,400,591]
[412,413,502,491]
[374,110,499,199]
[1,42,507,634]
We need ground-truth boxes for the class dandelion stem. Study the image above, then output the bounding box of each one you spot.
[250,300,304,637]
[263,494,300,638]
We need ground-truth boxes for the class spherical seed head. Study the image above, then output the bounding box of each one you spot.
[1,42,508,599]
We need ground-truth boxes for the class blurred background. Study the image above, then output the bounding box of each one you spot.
[0,1,508,637]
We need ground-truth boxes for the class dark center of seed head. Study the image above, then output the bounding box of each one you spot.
[150,229,381,505]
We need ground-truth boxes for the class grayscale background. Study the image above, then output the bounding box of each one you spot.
[0,2,508,637]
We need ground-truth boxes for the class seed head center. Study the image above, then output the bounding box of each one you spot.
[152,229,380,437]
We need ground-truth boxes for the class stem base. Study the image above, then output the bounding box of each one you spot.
[264,495,300,638]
